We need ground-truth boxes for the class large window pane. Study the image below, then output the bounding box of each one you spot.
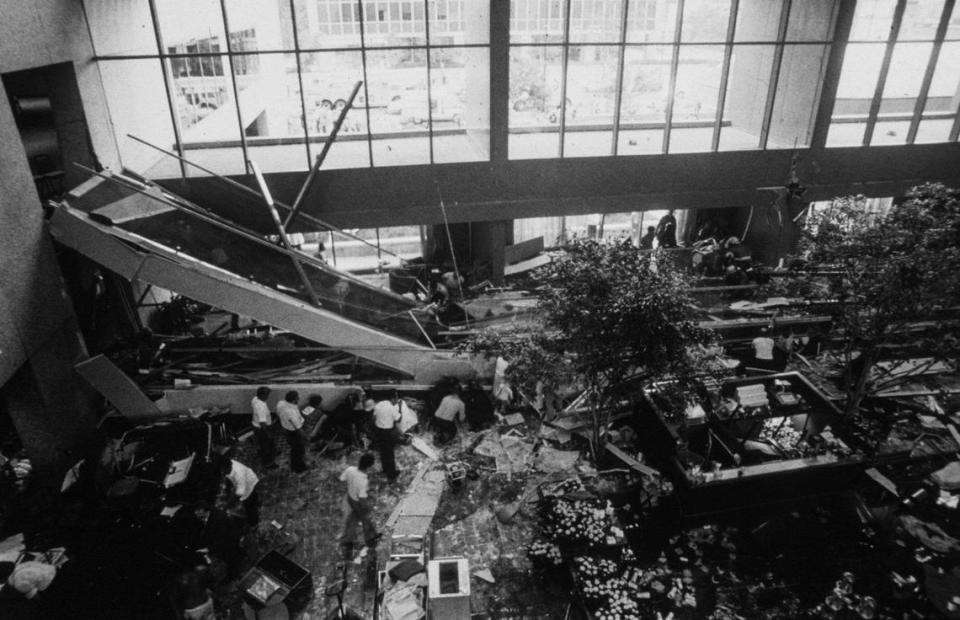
[366,49,430,166]
[511,0,567,44]
[626,0,678,43]
[877,42,933,117]
[98,60,178,177]
[826,122,867,147]
[167,54,245,175]
[897,0,945,41]
[872,120,912,145]
[828,42,884,145]
[914,119,955,143]
[564,46,618,157]
[86,0,157,56]
[569,0,624,44]
[669,45,723,153]
[155,0,227,51]
[430,47,489,163]
[786,0,836,41]
[293,0,362,48]
[681,0,732,43]
[432,0,487,45]
[922,42,960,115]
[301,51,372,169]
[848,0,897,42]
[948,3,960,39]
[734,0,783,42]
[231,53,308,172]
[224,0,295,51]
[768,44,829,148]
[719,45,775,151]
[618,45,670,154]
[509,46,563,159]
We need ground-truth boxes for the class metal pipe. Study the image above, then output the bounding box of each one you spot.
[249,160,322,307]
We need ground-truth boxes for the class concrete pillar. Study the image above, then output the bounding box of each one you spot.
[425,219,511,286]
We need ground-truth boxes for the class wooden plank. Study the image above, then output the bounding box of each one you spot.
[88,191,175,225]
[504,236,544,265]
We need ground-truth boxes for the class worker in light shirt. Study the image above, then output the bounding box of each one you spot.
[276,390,308,473]
[751,327,776,371]
[221,457,261,527]
[250,386,276,469]
[433,384,466,445]
[369,391,401,481]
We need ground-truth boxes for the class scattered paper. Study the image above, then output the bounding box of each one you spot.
[409,436,439,461]
[473,569,495,583]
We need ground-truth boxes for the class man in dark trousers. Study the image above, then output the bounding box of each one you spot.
[369,392,401,481]
[655,209,678,248]
[250,386,276,469]
[276,390,308,473]
[338,452,381,557]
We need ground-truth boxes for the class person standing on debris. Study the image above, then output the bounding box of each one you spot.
[655,209,678,248]
[276,390,309,473]
[250,387,276,470]
[370,392,401,481]
[751,327,776,371]
[338,452,381,557]
[433,384,466,445]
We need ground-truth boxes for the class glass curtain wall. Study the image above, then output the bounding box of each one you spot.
[508,0,837,159]
[86,0,490,177]
[828,0,960,147]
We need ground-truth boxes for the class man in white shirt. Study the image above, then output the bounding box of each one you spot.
[222,457,261,526]
[433,385,466,445]
[276,390,308,473]
[370,392,401,480]
[751,328,776,370]
[250,386,277,469]
[338,452,381,556]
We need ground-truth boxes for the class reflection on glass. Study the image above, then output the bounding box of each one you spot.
[301,50,370,168]
[86,0,157,56]
[878,42,933,117]
[681,0,732,43]
[98,60,177,176]
[896,0,944,41]
[564,46,618,156]
[155,0,227,50]
[509,46,563,159]
[872,120,912,145]
[719,45,775,151]
[848,0,897,41]
[224,0,295,51]
[768,44,829,149]
[362,0,427,46]
[292,0,362,48]
[510,0,567,44]
[785,0,835,41]
[430,47,489,163]
[569,0,624,44]
[617,45,670,154]
[734,0,783,42]
[365,49,430,166]
[670,45,723,152]
[432,1,487,45]
[626,0,678,43]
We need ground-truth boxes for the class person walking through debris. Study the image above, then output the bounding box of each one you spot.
[276,390,309,473]
[433,384,466,445]
[338,452,381,557]
[250,387,277,469]
[220,455,261,527]
[370,392,401,481]
[639,225,656,250]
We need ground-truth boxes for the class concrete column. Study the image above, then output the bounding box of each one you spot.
[425,219,511,286]
[470,219,509,285]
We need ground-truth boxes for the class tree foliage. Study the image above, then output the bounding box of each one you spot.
[793,183,960,413]
[463,237,718,448]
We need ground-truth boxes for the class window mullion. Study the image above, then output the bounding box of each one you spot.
[907,0,955,144]
[611,0,630,156]
[863,0,907,146]
[219,0,251,175]
[663,0,685,154]
[758,0,792,149]
[711,0,739,152]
